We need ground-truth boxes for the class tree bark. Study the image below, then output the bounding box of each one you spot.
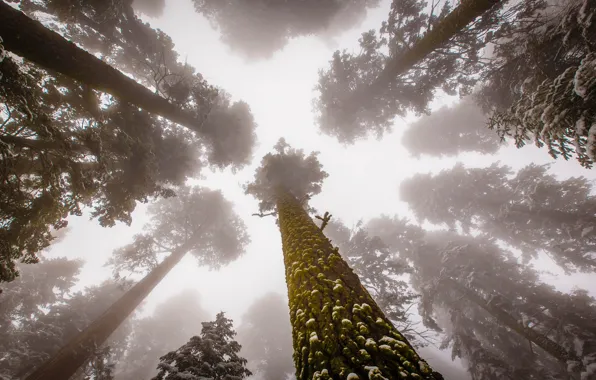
[276,189,442,380]
[0,2,206,134]
[445,278,579,367]
[23,241,193,380]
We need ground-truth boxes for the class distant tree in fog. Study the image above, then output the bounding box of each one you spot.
[402,97,501,157]
[245,139,442,379]
[152,312,251,380]
[314,0,523,143]
[115,289,210,380]
[22,187,248,380]
[191,0,381,60]
[400,163,596,273]
[323,220,429,346]
[479,0,596,168]
[237,293,295,380]
[0,258,132,380]
[365,218,596,379]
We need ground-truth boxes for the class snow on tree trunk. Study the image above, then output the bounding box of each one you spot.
[276,189,442,380]
[23,242,193,380]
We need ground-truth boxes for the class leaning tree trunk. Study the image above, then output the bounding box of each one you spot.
[444,278,580,368]
[276,189,442,380]
[23,242,193,380]
[0,2,206,134]
[371,0,502,89]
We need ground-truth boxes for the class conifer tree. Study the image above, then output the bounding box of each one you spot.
[0,260,132,380]
[115,289,210,380]
[482,0,596,168]
[23,187,248,380]
[152,312,252,380]
[245,139,442,380]
[365,217,596,379]
[400,163,596,273]
[315,0,517,143]
[401,97,501,157]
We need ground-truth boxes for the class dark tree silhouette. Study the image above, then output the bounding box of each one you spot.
[236,293,295,380]
[245,139,442,379]
[402,97,501,157]
[0,2,256,282]
[0,53,203,283]
[23,187,248,380]
[152,312,252,380]
[192,0,381,60]
[400,163,596,273]
[315,0,514,143]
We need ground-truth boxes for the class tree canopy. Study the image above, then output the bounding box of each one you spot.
[400,163,596,272]
[244,138,328,215]
[152,312,252,380]
[192,0,381,60]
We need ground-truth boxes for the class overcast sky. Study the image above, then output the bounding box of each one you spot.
[42,0,596,376]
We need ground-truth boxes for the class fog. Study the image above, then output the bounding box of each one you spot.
[1,0,596,379]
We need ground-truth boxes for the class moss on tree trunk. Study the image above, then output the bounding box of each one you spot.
[276,190,442,380]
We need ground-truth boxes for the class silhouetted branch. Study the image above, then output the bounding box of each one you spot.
[252,212,276,218]
[315,211,332,231]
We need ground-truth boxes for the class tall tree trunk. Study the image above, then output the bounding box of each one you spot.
[23,242,193,380]
[275,189,442,380]
[371,0,502,90]
[445,278,580,368]
[0,2,206,134]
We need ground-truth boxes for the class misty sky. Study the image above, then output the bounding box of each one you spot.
[41,0,596,376]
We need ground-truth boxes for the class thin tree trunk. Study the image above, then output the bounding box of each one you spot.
[445,278,579,367]
[371,0,502,90]
[0,2,206,134]
[23,241,193,380]
[275,189,442,380]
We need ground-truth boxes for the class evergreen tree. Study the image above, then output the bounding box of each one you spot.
[192,0,381,60]
[365,217,596,379]
[315,0,519,143]
[114,289,210,380]
[0,260,132,380]
[1,2,257,169]
[0,53,203,282]
[245,139,442,380]
[481,0,596,168]
[402,97,501,157]
[400,163,596,272]
[0,2,256,283]
[236,293,295,380]
[152,312,252,380]
[23,186,249,380]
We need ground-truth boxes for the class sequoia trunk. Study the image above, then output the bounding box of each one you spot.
[0,2,206,134]
[23,242,193,380]
[276,189,441,379]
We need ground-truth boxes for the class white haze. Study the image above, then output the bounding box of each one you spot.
[40,0,596,377]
